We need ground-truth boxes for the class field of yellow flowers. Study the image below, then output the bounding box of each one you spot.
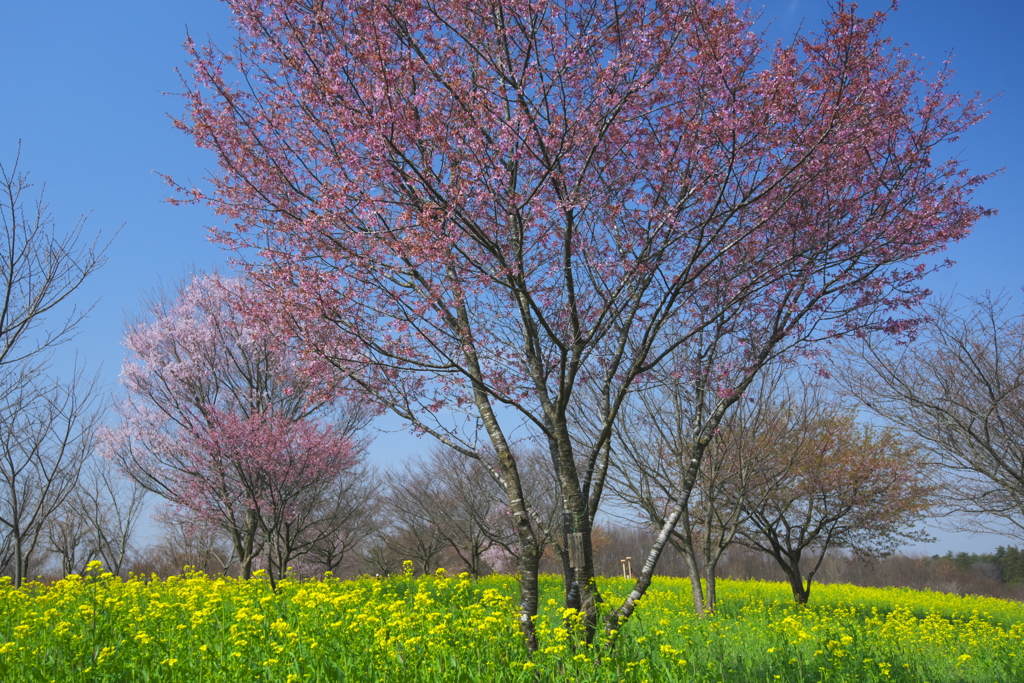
[1,561,1022,682]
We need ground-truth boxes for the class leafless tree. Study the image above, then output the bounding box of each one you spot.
[381,445,559,578]
[135,512,236,577]
[44,456,146,580]
[74,457,147,576]
[361,533,403,577]
[604,360,804,614]
[839,292,1024,541]
[418,447,509,576]
[261,457,379,582]
[381,463,451,575]
[0,148,111,585]
[45,491,100,576]
[572,316,801,615]
[0,369,102,585]
[303,466,382,576]
[0,147,109,374]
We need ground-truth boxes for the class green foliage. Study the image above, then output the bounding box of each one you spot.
[996,547,1024,584]
[934,546,1024,584]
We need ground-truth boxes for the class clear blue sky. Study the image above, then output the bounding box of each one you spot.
[1,1,1020,554]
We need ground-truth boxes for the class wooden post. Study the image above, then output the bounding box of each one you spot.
[626,556,633,578]
[620,559,627,578]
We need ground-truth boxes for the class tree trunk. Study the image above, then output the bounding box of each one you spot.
[557,539,578,609]
[569,515,601,642]
[606,500,685,631]
[786,569,810,604]
[705,561,718,613]
[546,428,601,641]
[232,508,260,580]
[517,538,542,652]
[13,533,23,587]
[461,302,543,649]
[672,535,706,617]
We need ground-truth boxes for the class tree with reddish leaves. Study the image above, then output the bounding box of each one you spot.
[100,274,368,579]
[174,0,990,643]
[738,405,935,604]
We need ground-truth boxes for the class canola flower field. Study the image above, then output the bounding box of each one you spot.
[1,561,1022,682]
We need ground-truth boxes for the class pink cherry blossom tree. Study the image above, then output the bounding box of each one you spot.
[100,274,368,579]
[174,0,991,643]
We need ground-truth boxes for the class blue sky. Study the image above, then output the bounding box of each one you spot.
[1,0,1021,554]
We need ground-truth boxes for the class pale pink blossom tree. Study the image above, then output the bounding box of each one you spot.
[174,0,991,642]
[101,274,367,579]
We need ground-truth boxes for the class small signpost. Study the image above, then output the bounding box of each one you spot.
[567,532,584,568]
